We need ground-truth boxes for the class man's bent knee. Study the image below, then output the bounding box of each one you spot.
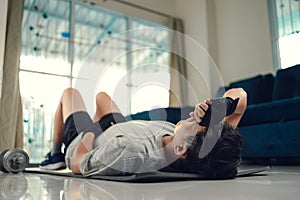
[63,88,79,96]
[95,92,110,101]
[61,88,83,100]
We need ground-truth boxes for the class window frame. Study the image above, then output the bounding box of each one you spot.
[268,0,300,70]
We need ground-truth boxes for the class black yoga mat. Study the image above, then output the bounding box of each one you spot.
[24,166,270,183]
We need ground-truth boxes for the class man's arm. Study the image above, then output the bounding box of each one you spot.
[223,88,247,128]
[70,132,95,174]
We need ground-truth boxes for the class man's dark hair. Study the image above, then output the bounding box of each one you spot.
[173,122,243,179]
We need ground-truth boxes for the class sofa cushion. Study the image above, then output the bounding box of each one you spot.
[229,74,274,105]
[273,64,300,100]
[239,96,300,126]
[239,120,300,158]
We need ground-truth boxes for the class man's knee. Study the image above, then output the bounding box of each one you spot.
[63,88,80,97]
[95,92,110,102]
[61,88,83,102]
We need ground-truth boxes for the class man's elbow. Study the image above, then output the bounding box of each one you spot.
[225,87,247,114]
[235,88,247,114]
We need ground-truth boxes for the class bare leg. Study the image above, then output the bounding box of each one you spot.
[71,92,122,174]
[71,132,95,174]
[41,88,88,169]
[51,88,87,153]
[93,92,122,122]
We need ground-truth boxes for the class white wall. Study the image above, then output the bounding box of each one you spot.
[174,0,274,93]
[174,0,275,104]
[212,0,274,84]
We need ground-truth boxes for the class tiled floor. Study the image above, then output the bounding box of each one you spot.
[0,165,299,200]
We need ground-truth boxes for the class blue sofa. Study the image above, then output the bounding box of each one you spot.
[228,64,300,158]
[128,64,300,159]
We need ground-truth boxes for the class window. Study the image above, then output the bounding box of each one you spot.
[268,0,300,69]
[21,0,170,163]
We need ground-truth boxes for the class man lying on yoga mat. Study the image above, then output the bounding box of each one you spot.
[40,87,246,179]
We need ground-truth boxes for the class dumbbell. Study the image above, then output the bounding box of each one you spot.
[0,149,29,173]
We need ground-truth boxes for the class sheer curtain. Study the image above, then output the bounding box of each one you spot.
[168,18,189,107]
[0,0,24,150]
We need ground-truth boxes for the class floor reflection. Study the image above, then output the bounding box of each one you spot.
[1,166,299,200]
[0,174,28,199]
[0,173,192,200]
